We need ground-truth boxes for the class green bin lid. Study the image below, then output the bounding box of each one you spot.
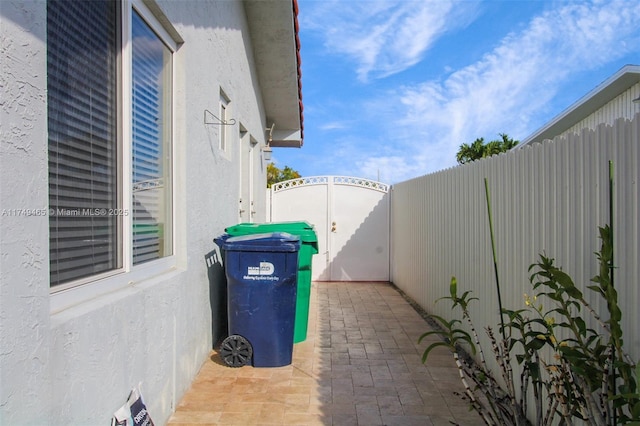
[226,222,318,244]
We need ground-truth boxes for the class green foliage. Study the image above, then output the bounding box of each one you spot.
[456,133,519,164]
[419,314,475,362]
[421,227,639,425]
[418,278,477,361]
[266,163,301,188]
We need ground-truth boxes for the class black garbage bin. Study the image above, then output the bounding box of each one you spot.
[214,232,300,367]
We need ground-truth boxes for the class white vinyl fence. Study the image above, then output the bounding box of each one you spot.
[391,114,639,374]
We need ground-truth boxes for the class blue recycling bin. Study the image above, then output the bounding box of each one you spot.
[214,232,300,367]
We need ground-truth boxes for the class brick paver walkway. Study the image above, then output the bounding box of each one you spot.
[168,281,480,425]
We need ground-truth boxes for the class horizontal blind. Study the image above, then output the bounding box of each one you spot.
[47,0,120,286]
[131,10,172,264]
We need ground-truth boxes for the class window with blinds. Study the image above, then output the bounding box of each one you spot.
[131,10,173,264]
[48,0,121,286]
[48,0,174,288]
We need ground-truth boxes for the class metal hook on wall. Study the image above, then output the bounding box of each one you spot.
[265,123,275,144]
[204,109,236,126]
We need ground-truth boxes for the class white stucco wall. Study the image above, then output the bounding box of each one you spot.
[0,1,52,424]
[1,1,270,424]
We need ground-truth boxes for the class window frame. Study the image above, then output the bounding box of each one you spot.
[50,0,179,310]
[130,5,175,266]
[219,90,231,153]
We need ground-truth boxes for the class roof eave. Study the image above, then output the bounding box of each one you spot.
[518,64,640,148]
[244,0,303,148]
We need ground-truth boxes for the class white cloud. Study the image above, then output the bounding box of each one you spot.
[354,0,640,183]
[319,121,349,131]
[302,0,478,82]
[295,0,640,184]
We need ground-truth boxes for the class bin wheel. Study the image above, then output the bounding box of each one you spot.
[219,335,253,367]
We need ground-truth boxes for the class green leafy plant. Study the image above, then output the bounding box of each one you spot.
[420,277,529,425]
[421,226,639,425]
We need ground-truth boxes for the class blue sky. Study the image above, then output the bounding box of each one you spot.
[270,0,640,184]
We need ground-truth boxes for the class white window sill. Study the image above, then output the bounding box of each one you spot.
[50,257,180,316]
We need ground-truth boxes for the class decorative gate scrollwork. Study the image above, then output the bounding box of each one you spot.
[273,176,388,193]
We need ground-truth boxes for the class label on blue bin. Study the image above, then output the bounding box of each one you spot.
[244,262,279,281]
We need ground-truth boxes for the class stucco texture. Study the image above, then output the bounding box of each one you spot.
[1,0,271,423]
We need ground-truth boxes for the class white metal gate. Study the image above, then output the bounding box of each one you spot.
[269,176,390,281]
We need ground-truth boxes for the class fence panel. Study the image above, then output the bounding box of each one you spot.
[391,114,640,376]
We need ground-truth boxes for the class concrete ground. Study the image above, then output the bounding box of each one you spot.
[168,281,481,425]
